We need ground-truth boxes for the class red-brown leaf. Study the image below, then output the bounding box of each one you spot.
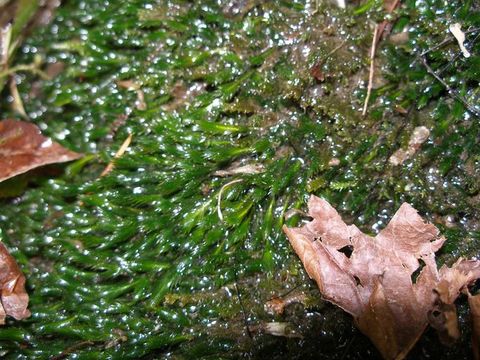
[0,242,30,324]
[0,119,82,183]
[283,196,480,359]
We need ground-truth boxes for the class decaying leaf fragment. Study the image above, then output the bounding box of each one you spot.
[389,126,430,166]
[283,196,480,359]
[468,292,480,360]
[0,119,82,183]
[0,242,30,324]
[428,259,480,345]
[449,23,471,58]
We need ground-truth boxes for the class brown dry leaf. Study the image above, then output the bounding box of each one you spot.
[0,119,82,183]
[428,260,480,345]
[283,196,480,359]
[0,242,30,324]
[468,292,480,360]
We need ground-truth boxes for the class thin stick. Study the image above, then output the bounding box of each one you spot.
[217,178,243,221]
[420,27,480,57]
[420,57,480,118]
[375,0,402,46]
[362,24,379,116]
[52,341,94,360]
[1,24,12,67]
[9,77,28,119]
[233,272,253,340]
[100,133,133,177]
[0,63,50,80]
[326,39,346,59]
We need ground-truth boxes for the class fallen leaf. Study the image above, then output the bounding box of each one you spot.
[468,292,480,360]
[283,196,480,359]
[428,259,480,345]
[0,242,30,324]
[0,119,82,183]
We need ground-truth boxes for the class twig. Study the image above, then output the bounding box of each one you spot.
[437,31,480,75]
[362,24,379,116]
[233,273,253,340]
[217,178,243,221]
[0,23,12,67]
[9,77,28,118]
[420,56,480,118]
[361,0,402,115]
[312,0,319,15]
[51,341,94,360]
[326,39,347,59]
[420,27,480,57]
[100,133,133,177]
[0,63,50,80]
[375,0,402,46]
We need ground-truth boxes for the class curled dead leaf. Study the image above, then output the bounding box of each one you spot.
[428,259,480,345]
[0,119,82,183]
[468,292,480,360]
[283,196,480,359]
[265,291,307,315]
[0,242,30,324]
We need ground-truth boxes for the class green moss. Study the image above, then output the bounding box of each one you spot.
[0,0,479,358]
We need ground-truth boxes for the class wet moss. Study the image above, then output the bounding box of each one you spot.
[0,0,479,358]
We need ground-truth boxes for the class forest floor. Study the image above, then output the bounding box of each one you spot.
[0,0,479,358]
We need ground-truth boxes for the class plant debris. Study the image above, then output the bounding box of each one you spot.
[0,119,82,183]
[261,322,302,338]
[468,292,480,360]
[100,133,133,177]
[213,162,264,177]
[265,290,308,315]
[362,0,402,116]
[362,24,379,116]
[116,79,147,110]
[283,196,480,359]
[389,126,430,166]
[449,23,471,58]
[0,242,30,324]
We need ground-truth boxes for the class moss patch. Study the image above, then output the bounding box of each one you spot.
[0,0,479,358]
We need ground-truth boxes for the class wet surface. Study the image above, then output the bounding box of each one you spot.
[0,0,479,358]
